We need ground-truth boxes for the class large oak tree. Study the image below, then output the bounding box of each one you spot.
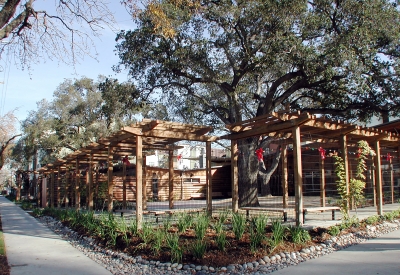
[115,0,400,206]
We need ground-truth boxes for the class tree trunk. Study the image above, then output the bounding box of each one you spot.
[238,137,260,207]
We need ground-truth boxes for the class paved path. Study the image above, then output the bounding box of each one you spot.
[275,228,400,275]
[0,196,111,275]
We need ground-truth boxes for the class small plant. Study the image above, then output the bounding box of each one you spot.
[163,217,172,232]
[194,213,209,240]
[128,218,138,236]
[249,224,265,253]
[232,212,246,240]
[138,221,154,245]
[251,215,268,234]
[191,239,207,259]
[166,233,182,263]
[176,212,193,233]
[383,212,396,222]
[340,215,360,230]
[328,225,340,236]
[215,231,228,251]
[32,208,43,217]
[365,215,380,225]
[152,229,165,255]
[289,226,311,244]
[269,219,286,249]
[119,217,130,245]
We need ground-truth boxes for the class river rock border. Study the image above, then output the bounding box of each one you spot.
[37,216,400,275]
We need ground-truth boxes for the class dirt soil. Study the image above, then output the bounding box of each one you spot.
[0,215,10,275]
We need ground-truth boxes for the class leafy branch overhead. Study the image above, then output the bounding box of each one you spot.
[0,0,115,67]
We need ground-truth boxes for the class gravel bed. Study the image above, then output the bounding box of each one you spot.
[37,216,400,275]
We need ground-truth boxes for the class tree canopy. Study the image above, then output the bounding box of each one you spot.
[115,0,400,206]
[116,0,400,125]
[0,0,115,67]
[13,76,142,167]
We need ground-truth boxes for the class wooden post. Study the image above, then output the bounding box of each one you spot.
[75,158,80,210]
[390,157,394,204]
[122,161,127,209]
[107,145,114,212]
[281,146,289,208]
[340,135,350,214]
[50,170,55,208]
[136,135,143,230]
[206,141,212,215]
[231,139,239,213]
[143,156,147,210]
[169,150,174,209]
[319,157,326,207]
[374,140,383,215]
[57,167,61,208]
[88,154,94,211]
[292,126,303,226]
[372,159,377,207]
[42,175,47,208]
[16,172,21,202]
[65,169,70,207]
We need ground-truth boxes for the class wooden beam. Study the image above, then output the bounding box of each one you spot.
[123,162,127,209]
[57,167,61,208]
[281,146,289,208]
[75,158,80,210]
[136,135,143,230]
[390,157,394,204]
[50,170,55,208]
[320,157,326,207]
[107,146,114,212]
[292,126,303,226]
[374,140,383,215]
[222,114,312,140]
[231,140,239,213]
[206,141,212,215]
[340,135,350,215]
[143,156,147,210]
[169,150,174,209]
[88,153,94,211]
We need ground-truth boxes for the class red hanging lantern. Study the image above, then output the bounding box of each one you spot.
[122,156,130,166]
[255,148,264,161]
[387,153,391,161]
[177,154,182,162]
[318,147,326,160]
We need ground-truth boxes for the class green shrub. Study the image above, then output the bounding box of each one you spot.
[194,213,209,240]
[365,215,380,225]
[289,226,311,244]
[166,233,182,263]
[152,229,165,255]
[328,225,340,236]
[191,240,207,259]
[216,231,228,251]
[269,219,286,249]
[232,212,246,240]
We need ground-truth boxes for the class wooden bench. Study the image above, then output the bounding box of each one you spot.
[240,207,293,222]
[165,208,205,216]
[190,192,224,199]
[148,211,166,223]
[114,209,135,217]
[302,206,341,223]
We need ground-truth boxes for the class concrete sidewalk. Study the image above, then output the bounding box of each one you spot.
[0,196,111,275]
[275,227,400,275]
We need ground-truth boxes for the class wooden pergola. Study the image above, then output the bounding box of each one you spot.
[224,111,400,225]
[38,119,217,228]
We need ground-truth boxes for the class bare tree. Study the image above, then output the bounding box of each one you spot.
[0,110,20,170]
[0,0,115,68]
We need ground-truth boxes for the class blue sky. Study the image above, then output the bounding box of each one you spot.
[0,2,135,123]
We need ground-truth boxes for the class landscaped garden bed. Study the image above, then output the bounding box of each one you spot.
[31,206,400,272]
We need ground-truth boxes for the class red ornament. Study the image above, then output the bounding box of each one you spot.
[356,148,362,158]
[318,147,326,160]
[122,156,130,166]
[387,153,391,161]
[255,148,264,161]
[177,154,182,161]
